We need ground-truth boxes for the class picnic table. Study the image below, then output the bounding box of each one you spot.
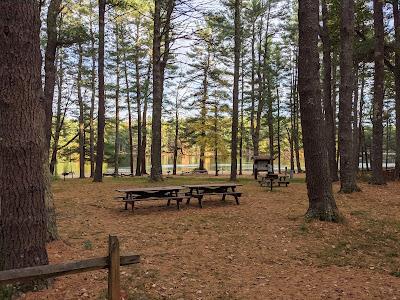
[116,186,186,211]
[183,183,242,208]
[258,174,290,191]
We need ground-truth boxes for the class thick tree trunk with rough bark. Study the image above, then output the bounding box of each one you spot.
[321,0,339,182]
[371,0,386,185]
[151,0,163,181]
[298,0,339,221]
[150,0,174,181]
[230,0,241,181]
[393,0,400,180]
[338,0,359,193]
[94,0,106,182]
[89,1,96,178]
[0,1,49,274]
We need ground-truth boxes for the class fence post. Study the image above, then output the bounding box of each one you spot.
[108,235,120,300]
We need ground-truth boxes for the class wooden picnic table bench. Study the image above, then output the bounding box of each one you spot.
[183,183,243,208]
[258,174,290,191]
[116,186,186,211]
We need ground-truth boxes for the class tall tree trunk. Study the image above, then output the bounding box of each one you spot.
[339,0,359,192]
[173,100,179,175]
[353,65,360,172]
[298,0,339,221]
[393,0,400,180]
[89,0,96,178]
[239,52,244,175]
[321,0,339,182]
[277,87,281,173]
[141,62,151,175]
[77,43,86,179]
[250,21,257,157]
[214,103,219,176]
[293,65,302,173]
[114,25,121,176]
[254,16,265,158]
[230,0,241,181]
[0,1,49,275]
[50,52,65,175]
[43,0,62,151]
[358,64,366,172]
[94,0,106,182]
[151,0,164,181]
[267,84,274,171]
[371,0,386,185]
[199,52,210,171]
[123,51,134,175]
[289,55,295,172]
[135,20,142,176]
[43,0,61,242]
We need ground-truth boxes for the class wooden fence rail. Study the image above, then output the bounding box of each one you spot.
[0,236,140,300]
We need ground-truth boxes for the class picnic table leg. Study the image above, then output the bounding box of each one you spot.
[270,179,273,192]
[198,195,203,208]
[131,201,135,211]
[234,195,240,205]
[177,199,181,210]
[167,199,171,206]
[186,188,193,205]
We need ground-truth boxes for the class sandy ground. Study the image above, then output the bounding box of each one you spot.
[18,175,400,300]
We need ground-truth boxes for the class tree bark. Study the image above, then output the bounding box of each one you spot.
[393,0,400,180]
[321,0,339,182]
[141,62,152,175]
[43,0,62,152]
[173,98,179,175]
[338,0,359,192]
[298,0,339,221]
[0,1,49,276]
[371,0,386,185]
[114,25,121,176]
[89,0,96,178]
[49,52,65,175]
[230,0,241,181]
[199,51,210,171]
[239,51,244,175]
[94,0,106,182]
[77,43,86,179]
[135,20,142,176]
[123,51,134,175]
[293,57,302,173]
[352,65,360,173]
[277,87,281,173]
[150,0,174,180]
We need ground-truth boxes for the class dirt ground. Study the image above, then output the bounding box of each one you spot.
[19,174,400,300]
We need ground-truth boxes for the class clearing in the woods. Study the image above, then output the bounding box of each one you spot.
[23,175,400,299]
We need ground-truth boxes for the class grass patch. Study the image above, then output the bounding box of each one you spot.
[83,239,93,250]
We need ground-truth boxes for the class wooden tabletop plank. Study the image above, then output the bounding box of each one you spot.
[182,183,242,188]
[116,186,184,193]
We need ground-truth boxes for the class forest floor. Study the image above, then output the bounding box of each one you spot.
[20,174,400,300]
